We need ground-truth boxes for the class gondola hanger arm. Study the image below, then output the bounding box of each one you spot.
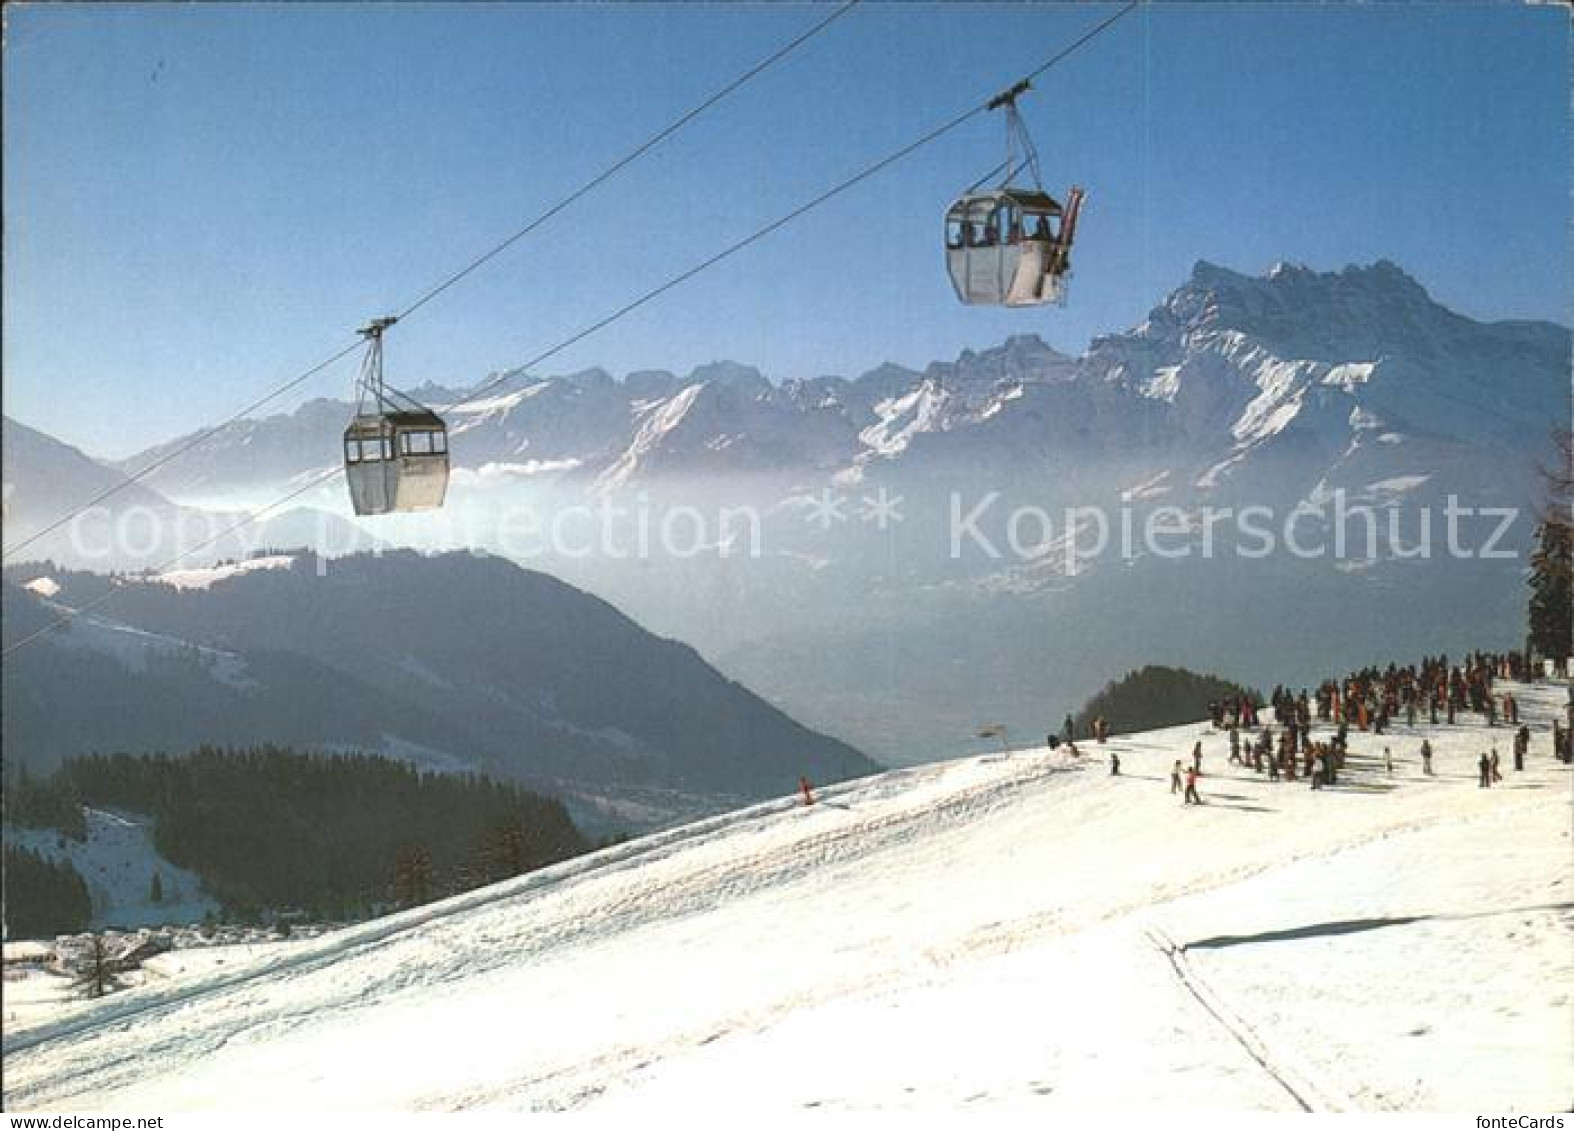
[986,79,1033,112]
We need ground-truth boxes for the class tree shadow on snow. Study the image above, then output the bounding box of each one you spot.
[1181,902,1574,951]
[1199,800,1276,813]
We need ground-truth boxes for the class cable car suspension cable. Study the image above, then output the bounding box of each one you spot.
[4,1,1139,657]
[2,0,862,564]
[446,0,1139,416]
[394,0,864,325]
[2,467,344,660]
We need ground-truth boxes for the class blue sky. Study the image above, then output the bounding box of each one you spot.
[4,3,1568,458]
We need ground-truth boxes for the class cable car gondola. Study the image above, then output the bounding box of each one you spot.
[945,80,1084,307]
[343,316,450,516]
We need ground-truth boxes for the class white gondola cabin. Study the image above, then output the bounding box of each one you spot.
[344,409,449,515]
[342,316,450,516]
[944,79,1084,308]
[944,186,1083,307]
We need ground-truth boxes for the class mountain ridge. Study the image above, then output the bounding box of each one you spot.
[2,550,880,830]
[74,259,1564,507]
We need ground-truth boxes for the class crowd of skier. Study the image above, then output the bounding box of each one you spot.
[1053,650,1571,806]
[1202,650,1572,800]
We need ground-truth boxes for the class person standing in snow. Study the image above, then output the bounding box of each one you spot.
[1228,725,1242,766]
[1191,740,1203,774]
[1311,751,1326,790]
[1383,746,1393,774]
[1183,765,1202,805]
[1170,759,1184,794]
[799,776,816,806]
[1478,752,1491,788]
[1110,752,1121,776]
[1489,746,1502,783]
[1420,738,1434,776]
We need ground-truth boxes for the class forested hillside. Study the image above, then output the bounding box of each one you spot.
[1074,665,1259,735]
[10,748,591,924]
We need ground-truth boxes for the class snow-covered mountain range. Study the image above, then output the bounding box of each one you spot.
[91,260,1566,513]
[0,416,379,569]
[4,260,1565,765]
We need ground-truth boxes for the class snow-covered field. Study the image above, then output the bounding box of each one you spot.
[3,682,1569,1112]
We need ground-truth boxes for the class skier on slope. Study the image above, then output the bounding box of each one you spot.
[1420,738,1434,775]
[1183,765,1202,805]
[1477,752,1491,788]
[1170,759,1184,794]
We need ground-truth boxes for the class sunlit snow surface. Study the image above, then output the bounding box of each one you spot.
[4,682,1569,1112]
[154,554,295,590]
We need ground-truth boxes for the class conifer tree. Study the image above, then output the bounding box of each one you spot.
[1529,430,1573,668]
[72,935,121,1000]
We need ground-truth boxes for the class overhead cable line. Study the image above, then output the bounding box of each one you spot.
[3,1,1139,658]
[2,467,342,660]
[1,341,363,562]
[2,0,861,564]
[444,0,1139,416]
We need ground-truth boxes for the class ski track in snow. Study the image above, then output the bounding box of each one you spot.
[4,682,1570,1112]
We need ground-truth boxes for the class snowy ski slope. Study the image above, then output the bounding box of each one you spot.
[4,807,217,930]
[4,682,1569,1112]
